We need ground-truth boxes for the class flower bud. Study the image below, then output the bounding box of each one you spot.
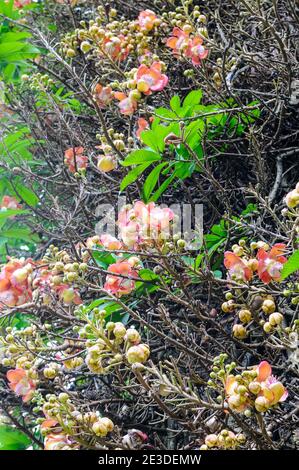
[248,381,261,395]
[233,324,247,339]
[80,41,92,53]
[125,328,141,344]
[205,434,218,448]
[263,321,273,333]
[97,155,117,173]
[113,322,127,338]
[262,299,276,315]
[254,396,270,413]
[238,309,252,324]
[269,312,283,326]
[126,344,150,364]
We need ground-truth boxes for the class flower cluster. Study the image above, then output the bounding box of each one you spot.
[0,195,22,211]
[82,309,150,374]
[284,182,299,209]
[200,430,245,450]
[118,201,175,249]
[167,26,208,65]
[224,240,287,284]
[64,147,88,174]
[0,258,33,309]
[6,368,36,403]
[225,360,288,413]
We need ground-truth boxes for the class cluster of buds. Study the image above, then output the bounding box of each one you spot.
[79,308,149,374]
[224,239,287,284]
[39,394,114,449]
[30,244,84,306]
[211,57,237,88]
[284,182,299,209]
[21,72,55,92]
[222,291,285,338]
[1,324,39,370]
[94,129,123,172]
[200,429,245,450]
[61,6,164,60]
[207,355,288,414]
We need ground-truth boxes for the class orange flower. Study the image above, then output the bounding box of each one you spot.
[7,368,36,403]
[136,62,168,95]
[136,118,150,139]
[224,252,253,282]
[14,0,31,8]
[64,147,88,173]
[254,361,288,410]
[166,27,190,56]
[187,36,208,65]
[0,196,22,210]
[167,28,208,65]
[138,10,157,32]
[44,433,79,450]
[257,243,287,284]
[114,92,137,115]
[93,84,113,108]
[104,261,138,297]
[102,35,129,61]
[0,258,33,309]
[99,234,122,250]
[118,201,174,248]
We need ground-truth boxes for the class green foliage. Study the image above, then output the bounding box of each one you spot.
[0,425,31,450]
[0,0,40,82]
[281,249,299,280]
[120,90,260,201]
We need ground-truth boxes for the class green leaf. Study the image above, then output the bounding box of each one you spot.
[120,163,152,191]
[280,250,299,280]
[170,95,181,113]
[150,172,176,202]
[143,162,168,202]
[92,250,117,269]
[0,425,31,450]
[0,209,28,219]
[183,90,203,108]
[121,149,161,166]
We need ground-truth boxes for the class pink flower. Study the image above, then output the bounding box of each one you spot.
[93,84,113,108]
[114,92,137,116]
[0,196,22,210]
[102,35,129,61]
[167,28,208,65]
[0,258,33,309]
[99,234,122,250]
[225,375,250,412]
[14,0,31,8]
[138,10,157,32]
[118,201,174,249]
[7,368,36,403]
[136,62,168,95]
[136,118,150,139]
[257,243,287,284]
[187,36,208,65]
[254,361,288,409]
[44,433,79,450]
[224,252,253,282]
[55,285,82,305]
[104,261,138,297]
[64,147,88,173]
[166,27,190,56]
